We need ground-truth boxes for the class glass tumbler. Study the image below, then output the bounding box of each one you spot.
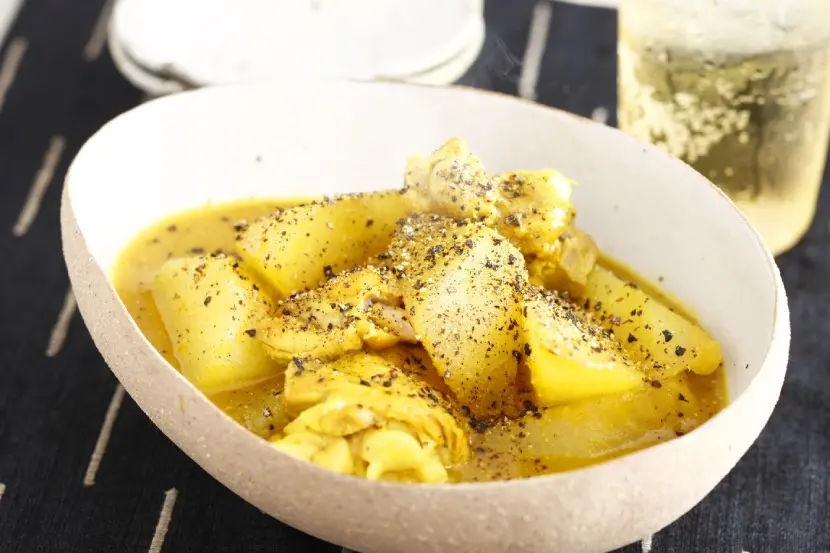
[618,0,830,255]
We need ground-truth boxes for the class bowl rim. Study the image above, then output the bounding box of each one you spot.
[64,78,790,492]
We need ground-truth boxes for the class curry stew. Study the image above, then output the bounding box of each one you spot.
[113,138,726,483]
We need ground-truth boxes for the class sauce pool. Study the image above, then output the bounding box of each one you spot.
[112,199,727,481]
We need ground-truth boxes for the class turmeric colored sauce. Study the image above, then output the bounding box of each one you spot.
[112,200,298,368]
[113,199,726,482]
[597,256,729,401]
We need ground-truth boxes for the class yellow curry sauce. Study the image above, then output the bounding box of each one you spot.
[112,198,726,482]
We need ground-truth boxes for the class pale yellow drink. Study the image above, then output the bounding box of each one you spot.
[619,0,830,254]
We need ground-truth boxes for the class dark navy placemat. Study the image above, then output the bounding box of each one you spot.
[0,0,827,551]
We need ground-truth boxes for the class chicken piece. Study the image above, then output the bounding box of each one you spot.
[527,226,599,299]
[271,353,470,483]
[255,265,416,362]
[374,345,453,396]
[404,138,575,259]
[274,431,355,475]
[385,214,528,418]
[522,286,647,406]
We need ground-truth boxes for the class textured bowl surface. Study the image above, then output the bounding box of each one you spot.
[61,80,789,553]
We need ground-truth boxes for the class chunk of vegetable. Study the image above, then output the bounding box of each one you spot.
[151,255,282,392]
[388,214,526,418]
[209,376,289,438]
[470,372,714,476]
[523,288,646,406]
[584,265,722,377]
[236,191,413,296]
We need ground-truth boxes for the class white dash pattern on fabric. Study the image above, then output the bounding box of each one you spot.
[148,488,178,553]
[83,0,116,61]
[641,534,653,552]
[0,482,5,503]
[45,287,77,357]
[83,383,126,487]
[0,36,26,115]
[518,0,553,100]
[13,135,67,237]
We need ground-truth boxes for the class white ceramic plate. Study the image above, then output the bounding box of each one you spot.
[565,0,618,8]
[108,14,487,97]
[62,80,788,553]
[109,0,484,88]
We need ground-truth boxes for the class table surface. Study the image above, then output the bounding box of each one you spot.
[0,1,828,552]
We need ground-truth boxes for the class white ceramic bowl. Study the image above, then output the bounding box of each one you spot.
[61,80,789,553]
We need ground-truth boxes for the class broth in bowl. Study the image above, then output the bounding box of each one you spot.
[112,137,726,483]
